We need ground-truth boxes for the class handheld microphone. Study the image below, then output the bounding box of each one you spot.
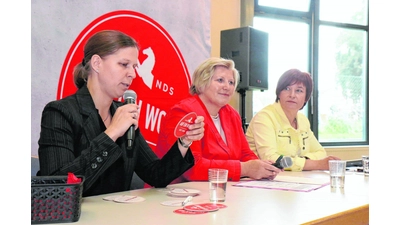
[123,90,137,152]
[272,156,293,169]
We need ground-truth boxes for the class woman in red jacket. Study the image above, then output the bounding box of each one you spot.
[155,57,281,183]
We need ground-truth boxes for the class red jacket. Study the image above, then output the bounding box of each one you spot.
[155,95,258,183]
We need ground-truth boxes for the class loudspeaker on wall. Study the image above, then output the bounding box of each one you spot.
[220,26,268,91]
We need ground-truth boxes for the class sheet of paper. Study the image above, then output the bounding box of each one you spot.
[273,175,329,185]
[233,176,330,192]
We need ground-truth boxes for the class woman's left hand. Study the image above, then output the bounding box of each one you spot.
[181,116,205,143]
[304,155,342,170]
[320,155,342,170]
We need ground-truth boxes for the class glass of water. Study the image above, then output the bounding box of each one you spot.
[208,168,228,202]
[329,160,346,188]
[362,155,369,176]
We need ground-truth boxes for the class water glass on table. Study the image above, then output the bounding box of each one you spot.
[208,168,228,202]
[329,160,346,188]
[362,155,369,176]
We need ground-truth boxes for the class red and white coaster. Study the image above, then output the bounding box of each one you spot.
[173,208,208,215]
[174,112,197,138]
[183,203,220,212]
[173,203,227,215]
[214,203,228,209]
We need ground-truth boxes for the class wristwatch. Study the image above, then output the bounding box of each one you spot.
[178,138,193,148]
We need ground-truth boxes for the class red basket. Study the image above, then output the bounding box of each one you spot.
[31,176,85,224]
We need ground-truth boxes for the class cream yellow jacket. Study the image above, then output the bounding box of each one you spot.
[246,102,327,171]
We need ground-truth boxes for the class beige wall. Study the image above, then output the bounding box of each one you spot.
[210,0,369,160]
[210,0,241,110]
[325,146,368,160]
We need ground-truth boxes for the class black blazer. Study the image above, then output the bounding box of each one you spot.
[38,85,194,197]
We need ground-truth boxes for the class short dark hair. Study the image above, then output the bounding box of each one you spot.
[73,30,139,88]
[275,69,313,109]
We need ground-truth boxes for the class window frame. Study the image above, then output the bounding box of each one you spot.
[253,0,369,146]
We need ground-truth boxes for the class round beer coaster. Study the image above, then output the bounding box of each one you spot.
[167,193,199,198]
[168,188,201,197]
[102,195,122,201]
[173,208,207,215]
[113,195,145,203]
[157,188,172,193]
[161,200,193,207]
[183,203,220,212]
[174,112,197,138]
[214,203,228,209]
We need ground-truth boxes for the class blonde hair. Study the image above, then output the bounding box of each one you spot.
[189,57,239,95]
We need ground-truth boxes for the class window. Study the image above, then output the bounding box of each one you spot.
[317,26,368,143]
[252,18,309,116]
[253,0,369,146]
[319,0,368,25]
[258,0,311,12]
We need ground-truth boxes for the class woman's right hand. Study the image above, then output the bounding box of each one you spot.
[105,104,140,141]
[241,159,282,180]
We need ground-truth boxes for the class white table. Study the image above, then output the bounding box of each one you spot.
[45,171,369,225]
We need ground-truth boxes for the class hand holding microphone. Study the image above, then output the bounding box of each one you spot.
[272,155,293,169]
[259,156,292,180]
[103,93,139,145]
[241,159,282,180]
[123,90,137,153]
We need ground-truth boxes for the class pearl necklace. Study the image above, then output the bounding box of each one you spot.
[211,113,219,120]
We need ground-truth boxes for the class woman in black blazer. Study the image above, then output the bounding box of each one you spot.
[38,30,204,197]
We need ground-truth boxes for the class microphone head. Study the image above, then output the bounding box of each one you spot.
[280,156,293,168]
[123,90,137,101]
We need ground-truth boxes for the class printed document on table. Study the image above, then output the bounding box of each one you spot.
[273,175,328,185]
[234,175,330,192]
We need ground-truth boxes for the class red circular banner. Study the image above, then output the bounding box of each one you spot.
[58,10,191,148]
